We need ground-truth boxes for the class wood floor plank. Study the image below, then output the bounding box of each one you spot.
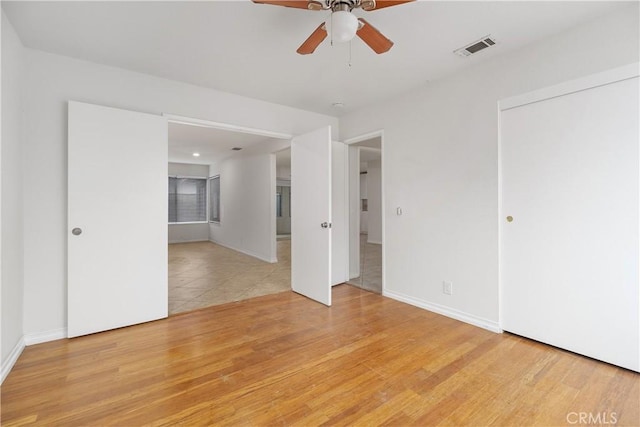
[2,285,638,426]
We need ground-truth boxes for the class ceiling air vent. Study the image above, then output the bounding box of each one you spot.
[454,35,497,57]
[231,147,242,151]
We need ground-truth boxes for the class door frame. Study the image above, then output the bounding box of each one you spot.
[344,130,385,293]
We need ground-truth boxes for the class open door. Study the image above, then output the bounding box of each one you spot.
[68,101,168,338]
[291,126,332,306]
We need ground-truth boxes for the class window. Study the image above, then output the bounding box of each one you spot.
[168,177,207,223]
[209,175,220,223]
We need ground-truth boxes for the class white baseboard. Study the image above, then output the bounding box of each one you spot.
[383,289,502,333]
[168,238,208,244]
[24,328,68,345]
[1,336,25,384]
[209,239,276,263]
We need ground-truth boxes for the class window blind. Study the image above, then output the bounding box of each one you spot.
[168,177,207,223]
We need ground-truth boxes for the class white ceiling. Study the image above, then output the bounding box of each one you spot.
[168,122,282,164]
[3,1,626,116]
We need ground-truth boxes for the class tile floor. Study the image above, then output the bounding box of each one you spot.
[168,233,381,315]
[168,239,291,315]
[348,234,382,293]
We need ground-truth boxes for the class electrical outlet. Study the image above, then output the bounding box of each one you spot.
[443,281,453,295]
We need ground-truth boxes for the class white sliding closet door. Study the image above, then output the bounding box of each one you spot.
[68,101,168,338]
[501,69,639,371]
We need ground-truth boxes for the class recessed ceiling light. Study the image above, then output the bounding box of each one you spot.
[192,152,200,157]
[332,102,345,108]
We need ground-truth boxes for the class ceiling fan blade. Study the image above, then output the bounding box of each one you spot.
[252,0,311,10]
[297,23,327,55]
[356,18,393,54]
[364,0,415,10]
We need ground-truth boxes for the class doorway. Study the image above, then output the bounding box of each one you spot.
[275,148,292,240]
[346,135,383,294]
[166,118,293,314]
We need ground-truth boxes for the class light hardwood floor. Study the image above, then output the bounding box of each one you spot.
[169,240,291,315]
[2,285,638,426]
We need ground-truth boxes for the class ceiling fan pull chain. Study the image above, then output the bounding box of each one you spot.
[348,40,353,67]
[330,12,334,46]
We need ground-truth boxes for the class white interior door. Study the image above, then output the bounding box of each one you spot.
[501,72,639,371]
[291,126,332,306]
[68,101,168,338]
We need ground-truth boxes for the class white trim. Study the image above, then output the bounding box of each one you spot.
[342,139,350,284]
[270,152,278,265]
[344,130,384,145]
[499,62,639,111]
[168,221,208,225]
[168,238,209,244]
[25,328,68,345]
[168,175,208,180]
[497,101,505,331]
[384,289,502,333]
[209,239,277,263]
[163,114,293,140]
[367,239,382,245]
[1,337,25,384]
[343,130,386,292]
[380,131,386,294]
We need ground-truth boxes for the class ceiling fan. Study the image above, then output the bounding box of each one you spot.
[252,0,415,55]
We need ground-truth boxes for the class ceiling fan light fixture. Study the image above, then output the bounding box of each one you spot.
[325,10,359,43]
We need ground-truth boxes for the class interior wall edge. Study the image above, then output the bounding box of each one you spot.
[0,336,25,385]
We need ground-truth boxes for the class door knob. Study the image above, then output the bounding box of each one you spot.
[506,216,513,223]
[72,227,83,236]
[321,222,332,228]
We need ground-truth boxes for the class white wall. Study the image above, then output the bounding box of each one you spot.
[276,166,291,180]
[19,47,338,336]
[366,159,382,245]
[168,162,210,244]
[209,153,276,262]
[1,12,25,380]
[168,162,209,178]
[339,4,640,330]
[168,223,210,244]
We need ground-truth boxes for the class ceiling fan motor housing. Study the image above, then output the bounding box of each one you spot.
[252,0,408,55]
[312,0,370,11]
